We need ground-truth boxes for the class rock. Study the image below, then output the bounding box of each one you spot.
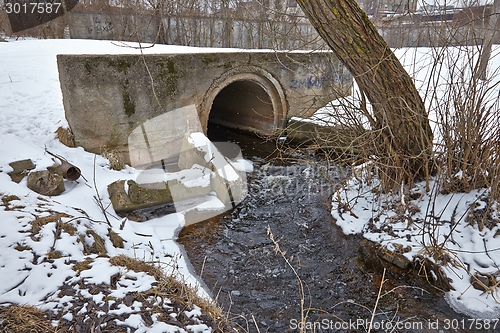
[8,159,35,183]
[108,180,172,214]
[27,170,65,196]
[471,275,490,291]
[471,274,498,291]
[379,248,412,269]
[110,273,120,289]
[167,178,211,202]
[359,239,412,271]
[108,133,245,216]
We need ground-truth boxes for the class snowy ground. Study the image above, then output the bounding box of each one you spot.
[1,37,500,329]
[0,38,250,332]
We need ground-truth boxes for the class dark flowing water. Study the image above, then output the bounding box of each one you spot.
[178,126,484,333]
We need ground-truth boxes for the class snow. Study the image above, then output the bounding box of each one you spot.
[332,171,500,318]
[2,36,499,326]
[230,158,254,173]
[187,132,241,182]
[0,38,250,330]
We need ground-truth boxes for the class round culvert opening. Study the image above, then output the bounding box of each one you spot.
[200,67,288,142]
[207,80,275,139]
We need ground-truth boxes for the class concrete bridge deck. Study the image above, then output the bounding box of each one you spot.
[57,51,352,165]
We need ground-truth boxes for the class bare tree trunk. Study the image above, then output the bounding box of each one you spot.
[296,0,433,184]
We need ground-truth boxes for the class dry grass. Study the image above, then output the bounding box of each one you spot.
[109,254,164,280]
[101,149,126,171]
[109,254,232,331]
[72,258,95,275]
[59,222,77,236]
[54,126,75,148]
[0,304,56,333]
[14,243,32,252]
[85,230,107,255]
[30,213,71,235]
[1,194,20,204]
[1,194,25,211]
[46,250,63,260]
[108,229,125,248]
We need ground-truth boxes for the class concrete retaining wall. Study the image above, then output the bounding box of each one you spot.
[57,51,352,165]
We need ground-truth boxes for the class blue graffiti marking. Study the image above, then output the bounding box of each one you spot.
[290,73,352,89]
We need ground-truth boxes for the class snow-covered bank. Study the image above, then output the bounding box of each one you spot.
[333,169,500,318]
[330,44,500,319]
[0,39,242,331]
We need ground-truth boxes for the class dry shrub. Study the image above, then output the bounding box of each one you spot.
[281,86,428,194]
[0,304,56,333]
[434,55,500,200]
[54,126,75,148]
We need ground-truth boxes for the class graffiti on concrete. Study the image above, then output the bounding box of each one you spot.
[290,72,353,89]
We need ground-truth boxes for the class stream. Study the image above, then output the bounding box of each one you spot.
[177,126,483,333]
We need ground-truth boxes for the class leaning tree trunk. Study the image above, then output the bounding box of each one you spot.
[296,0,433,185]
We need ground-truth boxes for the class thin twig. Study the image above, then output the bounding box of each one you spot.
[93,155,111,227]
[368,268,385,333]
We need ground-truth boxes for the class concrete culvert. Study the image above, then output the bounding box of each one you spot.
[208,80,274,137]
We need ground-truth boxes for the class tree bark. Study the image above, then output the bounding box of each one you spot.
[296,0,433,183]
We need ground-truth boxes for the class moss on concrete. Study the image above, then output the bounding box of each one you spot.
[83,56,134,76]
[122,88,136,117]
[156,58,182,95]
[106,56,133,73]
[127,180,173,206]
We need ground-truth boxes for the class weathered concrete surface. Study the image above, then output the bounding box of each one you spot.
[57,51,352,165]
[27,170,65,196]
[108,135,241,215]
[8,159,35,183]
[108,177,213,214]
